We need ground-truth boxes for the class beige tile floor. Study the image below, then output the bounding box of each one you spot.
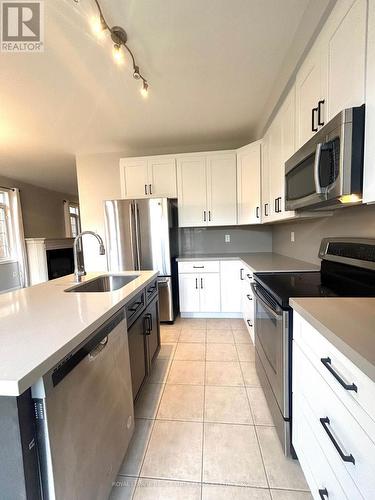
[110,318,312,500]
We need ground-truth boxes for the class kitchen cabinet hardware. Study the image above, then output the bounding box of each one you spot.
[318,100,325,126]
[319,488,329,499]
[312,107,318,132]
[246,294,253,301]
[319,417,355,464]
[247,319,253,327]
[240,268,244,280]
[203,210,207,222]
[246,274,252,279]
[193,265,204,269]
[208,210,211,221]
[321,357,357,392]
[149,184,152,195]
[128,301,143,314]
[200,278,203,289]
[256,206,260,218]
[195,278,198,289]
[144,184,148,195]
[264,203,269,216]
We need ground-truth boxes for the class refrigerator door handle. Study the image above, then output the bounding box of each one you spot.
[129,203,137,270]
[134,202,141,270]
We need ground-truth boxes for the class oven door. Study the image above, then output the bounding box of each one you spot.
[252,283,290,418]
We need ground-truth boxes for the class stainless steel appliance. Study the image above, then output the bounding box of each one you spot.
[285,105,365,211]
[32,308,134,500]
[105,198,178,322]
[252,238,375,457]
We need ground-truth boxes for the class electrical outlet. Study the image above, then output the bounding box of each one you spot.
[291,231,295,243]
[225,234,231,243]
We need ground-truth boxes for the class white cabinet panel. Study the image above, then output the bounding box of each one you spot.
[364,0,375,204]
[220,261,241,313]
[200,273,221,313]
[237,142,261,225]
[177,156,207,227]
[261,132,271,222]
[120,159,149,198]
[179,274,200,313]
[207,153,237,226]
[148,158,177,198]
[327,0,367,120]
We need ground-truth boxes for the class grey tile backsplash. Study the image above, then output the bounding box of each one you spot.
[178,226,272,255]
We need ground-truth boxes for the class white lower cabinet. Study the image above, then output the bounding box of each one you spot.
[179,263,220,314]
[179,274,200,313]
[199,273,221,313]
[220,261,242,313]
[293,312,375,500]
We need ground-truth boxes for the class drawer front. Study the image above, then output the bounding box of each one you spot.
[294,313,375,438]
[294,391,351,500]
[126,290,146,327]
[146,279,158,304]
[294,341,375,499]
[178,260,220,273]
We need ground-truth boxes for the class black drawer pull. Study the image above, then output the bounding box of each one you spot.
[320,417,355,464]
[247,319,253,327]
[246,274,252,279]
[240,268,244,280]
[246,294,253,301]
[256,206,260,218]
[129,301,143,313]
[319,488,328,499]
[193,265,204,268]
[318,100,325,127]
[321,357,357,392]
[312,107,318,132]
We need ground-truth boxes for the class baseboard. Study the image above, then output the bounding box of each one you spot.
[180,312,242,319]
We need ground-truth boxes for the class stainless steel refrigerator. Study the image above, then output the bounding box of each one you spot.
[104,198,178,322]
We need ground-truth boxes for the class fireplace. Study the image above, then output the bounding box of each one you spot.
[46,248,74,280]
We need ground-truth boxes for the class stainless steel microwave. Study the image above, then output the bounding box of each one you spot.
[285,105,365,211]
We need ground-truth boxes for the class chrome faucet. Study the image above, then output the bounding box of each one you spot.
[73,231,105,283]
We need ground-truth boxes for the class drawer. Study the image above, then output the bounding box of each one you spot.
[178,260,220,273]
[294,313,375,438]
[146,279,158,304]
[126,290,146,327]
[294,342,375,499]
[293,390,355,500]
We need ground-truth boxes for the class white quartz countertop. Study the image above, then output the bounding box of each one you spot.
[177,252,318,272]
[291,298,375,383]
[0,271,158,397]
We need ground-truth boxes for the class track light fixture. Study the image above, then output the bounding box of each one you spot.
[76,0,149,96]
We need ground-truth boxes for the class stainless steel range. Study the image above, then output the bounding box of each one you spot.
[252,238,375,457]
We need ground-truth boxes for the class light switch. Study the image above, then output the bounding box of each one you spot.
[225,234,231,243]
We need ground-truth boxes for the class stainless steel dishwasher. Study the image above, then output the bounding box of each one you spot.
[32,308,134,500]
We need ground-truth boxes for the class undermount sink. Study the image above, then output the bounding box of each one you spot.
[65,274,139,293]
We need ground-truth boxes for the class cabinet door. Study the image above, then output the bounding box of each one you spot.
[295,45,326,148]
[120,158,149,198]
[261,132,271,222]
[327,0,367,120]
[148,157,177,198]
[199,273,221,313]
[279,86,296,216]
[177,156,207,227]
[127,314,147,400]
[237,142,261,225]
[220,261,242,313]
[207,153,237,226]
[179,273,200,312]
[268,114,283,219]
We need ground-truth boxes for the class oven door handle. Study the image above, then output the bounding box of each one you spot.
[314,142,324,194]
[251,283,282,320]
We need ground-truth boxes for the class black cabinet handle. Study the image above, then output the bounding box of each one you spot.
[312,107,318,132]
[129,301,143,313]
[320,417,355,464]
[193,265,204,269]
[203,210,207,222]
[144,184,148,195]
[208,210,211,221]
[246,294,253,301]
[246,274,252,279]
[143,314,151,335]
[318,100,325,127]
[247,319,253,327]
[264,203,269,216]
[277,197,282,213]
[321,357,357,392]
[274,198,278,213]
[319,489,328,499]
[195,278,198,289]
[200,278,203,289]
[240,268,244,280]
[256,206,260,219]
[149,184,152,195]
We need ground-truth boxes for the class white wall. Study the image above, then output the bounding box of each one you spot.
[76,152,122,271]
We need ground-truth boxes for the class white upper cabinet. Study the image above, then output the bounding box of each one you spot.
[148,157,177,198]
[326,0,367,120]
[237,141,262,225]
[177,156,207,227]
[261,132,271,222]
[268,113,283,219]
[364,0,375,204]
[206,153,237,226]
[295,43,327,148]
[120,158,149,198]
[177,152,237,227]
[120,156,177,198]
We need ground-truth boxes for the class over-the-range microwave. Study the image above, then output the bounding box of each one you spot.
[285,104,365,211]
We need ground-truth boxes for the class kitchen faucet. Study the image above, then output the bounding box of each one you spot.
[73,231,105,283]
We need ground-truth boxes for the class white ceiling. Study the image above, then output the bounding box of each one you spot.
[0,0,333,195]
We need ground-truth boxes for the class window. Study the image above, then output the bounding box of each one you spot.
[69,204,81,238]
[0,191,11,260]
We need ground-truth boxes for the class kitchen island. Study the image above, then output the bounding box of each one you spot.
[0,270,158,500]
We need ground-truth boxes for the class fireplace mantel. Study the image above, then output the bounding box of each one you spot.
[26,238,74,285]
